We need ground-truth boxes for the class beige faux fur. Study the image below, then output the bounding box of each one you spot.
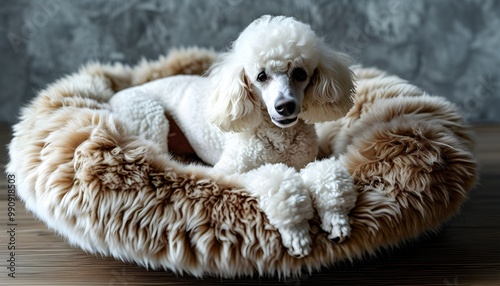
[7,48,477,278]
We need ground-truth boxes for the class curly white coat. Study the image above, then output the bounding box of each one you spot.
[110,15,357,258]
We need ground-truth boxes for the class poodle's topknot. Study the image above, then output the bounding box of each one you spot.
[233,15,321,71]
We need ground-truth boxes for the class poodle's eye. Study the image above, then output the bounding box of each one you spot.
[257,71,268,82]
[292,68,308,81]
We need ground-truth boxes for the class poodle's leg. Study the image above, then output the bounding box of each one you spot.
[213,133,285,174]
[213,146,243,174]
[240,164,314,258]
[110,91,170,153]
[300,158,357,243]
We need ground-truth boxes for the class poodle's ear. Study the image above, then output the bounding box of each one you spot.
[207,52,261,132]
[301,45,355,123]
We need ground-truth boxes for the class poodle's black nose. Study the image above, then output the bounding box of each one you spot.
[275,99,296,116]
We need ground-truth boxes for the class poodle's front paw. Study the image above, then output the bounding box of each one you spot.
[278,221,312,258]
[240,164,315,257]
[320,211,351,243]
[300,158,357,244]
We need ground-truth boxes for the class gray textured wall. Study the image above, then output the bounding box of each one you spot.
[1,0,500,124]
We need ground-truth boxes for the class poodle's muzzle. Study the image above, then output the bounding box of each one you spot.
[259,73,305,128]
[271,92,301,128]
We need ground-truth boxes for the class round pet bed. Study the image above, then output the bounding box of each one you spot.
[7,48,478,278]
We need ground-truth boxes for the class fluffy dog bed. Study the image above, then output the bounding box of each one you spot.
[7,48,477,278]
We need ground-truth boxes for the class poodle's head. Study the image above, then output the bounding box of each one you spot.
[208,15,355,132]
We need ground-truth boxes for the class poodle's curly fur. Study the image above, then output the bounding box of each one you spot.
[110,15,357,257]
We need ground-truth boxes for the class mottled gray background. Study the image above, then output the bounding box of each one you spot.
[1,0,500,124]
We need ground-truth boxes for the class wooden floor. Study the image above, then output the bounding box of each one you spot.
[0,124,498,286]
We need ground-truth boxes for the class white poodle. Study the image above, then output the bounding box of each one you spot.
[110,15,357,258]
